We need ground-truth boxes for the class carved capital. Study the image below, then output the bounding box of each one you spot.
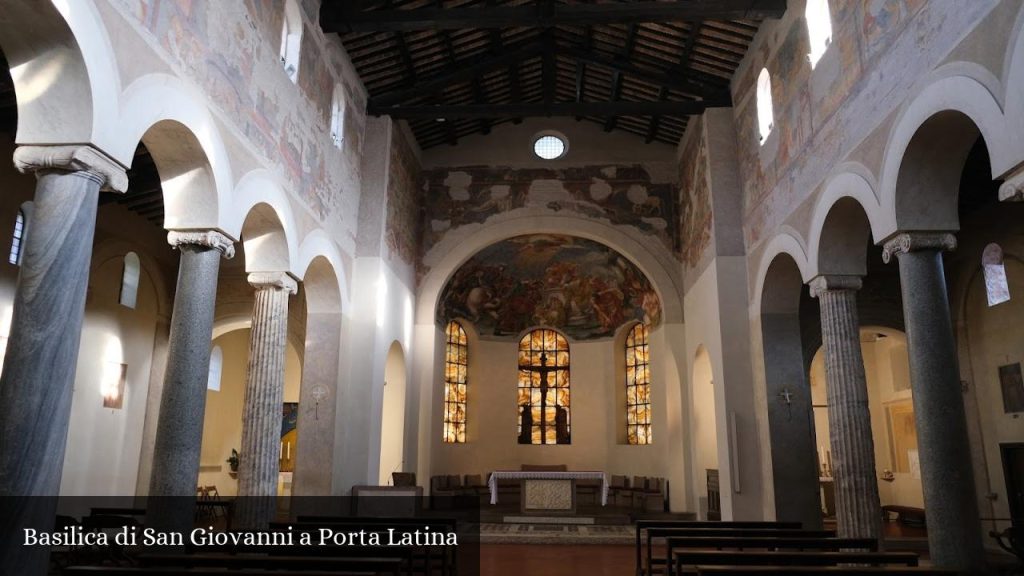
[168,230,236,259]
[881,232,957,264]
[999,164,1024,201]
[809,274,863,298]
[13,145,128,192]
[248,271,298,295]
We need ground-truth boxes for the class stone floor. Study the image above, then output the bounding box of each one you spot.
[479,544,634,576]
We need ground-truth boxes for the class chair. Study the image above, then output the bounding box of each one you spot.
[392,472,417,487]
[609,475,634,508]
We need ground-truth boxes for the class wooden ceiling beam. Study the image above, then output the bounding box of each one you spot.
[323,0,787,32]
[371,99,728,119]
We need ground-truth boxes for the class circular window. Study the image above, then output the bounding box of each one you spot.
[533,134,567,160]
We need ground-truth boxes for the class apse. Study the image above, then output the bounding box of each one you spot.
[437,234,661,340]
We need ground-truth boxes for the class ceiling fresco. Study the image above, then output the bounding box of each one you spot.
[437,234,661,341]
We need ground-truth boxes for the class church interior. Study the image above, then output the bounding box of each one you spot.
[2,0,1024,574]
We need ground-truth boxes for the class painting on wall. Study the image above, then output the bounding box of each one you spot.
[280,402,298,473]
[886,401,918,474]
[437,234,661,341]
[1000,363,1024,413]
[678,120,712,269]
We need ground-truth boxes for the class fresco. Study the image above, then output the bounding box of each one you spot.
[678,121,712,269]
[386,125,420,266]
[437,234,661,341]
[420,164,679,256]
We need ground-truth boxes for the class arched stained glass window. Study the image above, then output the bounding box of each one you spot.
[443,321,468,443]
[207,345,223,391]
[517,328,570,445]
[983,243,1010,306]
[8,208,25,266]
[626,323,652,445]
[119,252,141,309]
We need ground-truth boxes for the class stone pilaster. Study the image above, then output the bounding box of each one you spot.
[0,145,126,575]
[882,232,984,570]
[147,230,234,532]
[809,274,881,542]
[236,271,297,528]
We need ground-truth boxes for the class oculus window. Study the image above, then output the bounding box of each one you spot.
[533,135,567,160]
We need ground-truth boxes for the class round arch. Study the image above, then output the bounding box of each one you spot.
[752,230,811,318]
[232,170,300,275]
[808,194,875,278]
[297,229,349,314]
[878,68,1011,236]
[416,215,684,327]
[806,166,884,278]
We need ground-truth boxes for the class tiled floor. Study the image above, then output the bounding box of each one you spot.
[479,544,635,576]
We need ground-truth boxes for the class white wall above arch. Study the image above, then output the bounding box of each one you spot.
[416,214,685,327]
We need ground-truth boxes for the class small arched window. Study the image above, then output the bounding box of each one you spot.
[805,0,833,68]
[983,243,1010,306]
[756,68,774,142]
[119,252,141,309]
[330,85,346,148]
[207,345,223,391]
[517,328,570,445]
[280,0,303,83]
[8,207,26,266]
[443,321,468,443]
[626,323,652,445]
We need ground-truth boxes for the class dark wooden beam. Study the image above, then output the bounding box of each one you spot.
[369,39,544,108]
[323,0,788,32]
[542,28,555,105]
[371,99,728,119]
[647,21,704,143]
[562,45,729,98]
[605,25,639,132]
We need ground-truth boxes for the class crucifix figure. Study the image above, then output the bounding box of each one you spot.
[519,352,569,444]
[779,387,794,421]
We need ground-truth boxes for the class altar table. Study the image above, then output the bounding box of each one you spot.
[487,470,608,513]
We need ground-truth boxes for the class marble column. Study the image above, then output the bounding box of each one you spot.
[882,232,984,570]
[0,145,127,575]
[146,231,234,531]
[236,271,297,528]
[809,275,882,542]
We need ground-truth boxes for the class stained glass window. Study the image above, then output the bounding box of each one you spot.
[8,209,24,266]
[443,321,468,443]
[983,243,1010,307]
[626,323,652,445]
[517,328,570,445]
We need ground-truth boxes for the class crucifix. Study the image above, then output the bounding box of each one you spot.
[520,352,565,444]
[779,387,794,421]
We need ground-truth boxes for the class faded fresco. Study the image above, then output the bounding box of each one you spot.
[437,234,661,341]
[678,120,712,269]
[116,0,367,230]
[386,125,420,266]
[420,164,679,256]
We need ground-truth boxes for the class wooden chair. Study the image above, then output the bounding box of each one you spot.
[392,472,417,487]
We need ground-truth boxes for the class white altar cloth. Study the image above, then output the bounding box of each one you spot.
[487,470,609,505]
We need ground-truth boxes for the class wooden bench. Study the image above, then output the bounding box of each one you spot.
[65,568,378,576]
[643,528,835,576]
[136,553,404,576]
[694,568,958,575]
[881,505,926,527]
[634,520,804,576]
[673,551,920,575]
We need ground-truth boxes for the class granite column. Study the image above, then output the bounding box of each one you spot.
[236,271,297,528]
[882,232,984,569]
[147,230,234,531]
[810,274,882,542]
[0,146,127,574]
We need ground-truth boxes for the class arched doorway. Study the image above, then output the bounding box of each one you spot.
[692,346,719,520]
[808,328,924,524]
[379,341,407,485]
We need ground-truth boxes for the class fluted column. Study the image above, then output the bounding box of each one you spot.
[809,275,881,542]
[882,233,984,570]
[147,230,235,532]
[236,271,297,528]
[0,145,127,575]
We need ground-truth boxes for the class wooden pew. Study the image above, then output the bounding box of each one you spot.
[695,568,958,575]
[641,527,835,576]
[635,521,803,576]
[136,553,404,576]
[673,550,920,575]
[65,568,377,576]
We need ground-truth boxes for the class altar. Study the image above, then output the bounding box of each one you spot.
[487,470,608,515]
